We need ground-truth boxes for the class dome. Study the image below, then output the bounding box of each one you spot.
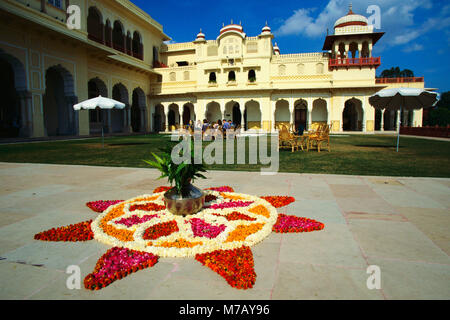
[194,29,206,42]
[273,42,280,54]
[218,21,246,39]
[334,4,368,29]
[261,22,271,34]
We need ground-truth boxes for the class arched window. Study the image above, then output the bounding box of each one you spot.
[126,31,132,55]
[297,63,305,74]
[132,31,143,60]
[87,7,103,44]
[228,71,236,82]
[279,64,286,76]
[209,72,216,83]
[316,63,324,74]
[248,69,256,82]
[112,20,125,52]
[105,20,112,47]
[169,72,176,81]
[183,71,190,81]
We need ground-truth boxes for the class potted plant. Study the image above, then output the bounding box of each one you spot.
[144,143,207,216]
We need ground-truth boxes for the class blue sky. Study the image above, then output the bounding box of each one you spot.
[131,0,450,93]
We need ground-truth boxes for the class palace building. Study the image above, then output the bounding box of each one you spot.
[0,1,427,139]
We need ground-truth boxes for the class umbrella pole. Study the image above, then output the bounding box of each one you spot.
[396,106,402,152]
[102,126,104,148]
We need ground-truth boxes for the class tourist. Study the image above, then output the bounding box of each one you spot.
[202,119,209,132]
[222,120,231,130]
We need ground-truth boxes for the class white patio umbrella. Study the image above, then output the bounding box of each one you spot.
[369,88,439,152]
[73,96,126,147]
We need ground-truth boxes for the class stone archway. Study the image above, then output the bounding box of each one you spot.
[245,100,261,130]
[343,98,363,131]
[311,99,328,128]
[294,99,308,132]
[88,77,108,135]
[205,102,221,123]
[112,83,129,133]
[43,65,78,136]
[131,87,146,133]
[182,103,195,126]
[153,104,164,133]
[275,100,290,130]
[0,51,30,138]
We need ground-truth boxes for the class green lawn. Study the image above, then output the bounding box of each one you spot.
[0,134,449,178]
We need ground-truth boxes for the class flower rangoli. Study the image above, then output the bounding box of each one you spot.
[34,186,324,290]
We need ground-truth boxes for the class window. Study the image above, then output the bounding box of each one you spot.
[207,46,218,56]
[279,65,286,76]
[209,72,216,83]
[48,0,63,9]
[247,42,258,53]
[297,64,305,74]
[169,72,176,81]
[153,46,159,64]
[248,69,256,82]
[183,71,190,81]
[228,71,236,82]
[316,63,324,74]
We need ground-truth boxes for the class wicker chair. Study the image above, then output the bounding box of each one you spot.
[278,125,299,152]
[308,124,331,152]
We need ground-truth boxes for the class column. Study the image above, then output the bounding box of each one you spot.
[357,43,363,58]
[65,96,79,135]
[40,0,47,12]
[163,104,169,132]
[18,91,33,137]
[307,97,313,131]
[127,107,132,132]
[149,102,153,132]
[368,43,373,58]
[289,97,294,130]
[272,101,277,133]
[396,110,401,132]
[345,43,350,61]
[240,102,245,131]
[325,97,331,128]
[361,106,366,132]
[107,110,112,133]
[380,109,385,131]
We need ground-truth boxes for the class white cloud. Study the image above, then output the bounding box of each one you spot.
[403,43,424,52]
[274,0,437,48]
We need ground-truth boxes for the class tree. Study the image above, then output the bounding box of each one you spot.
[424,91,450,126]
[378,67,414,78]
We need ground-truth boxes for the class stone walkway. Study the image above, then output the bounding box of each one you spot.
[0,162,448,300]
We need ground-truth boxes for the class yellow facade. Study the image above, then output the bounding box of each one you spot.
[0,1,426,138]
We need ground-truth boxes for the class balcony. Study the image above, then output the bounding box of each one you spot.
[375,77,424,84]
[329,57,381,70]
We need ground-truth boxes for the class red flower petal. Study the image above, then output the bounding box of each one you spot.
[86,200,124,213]
[153,186,172,193]
[84,247,158,290]
[212,211,257,222]
[129,203,166,212]
[260,196,295,208]
[204,186,235,192]
[195,246,256,289]
[34,220,94,242]
[142,221,179,240]
[272,214,325,233]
